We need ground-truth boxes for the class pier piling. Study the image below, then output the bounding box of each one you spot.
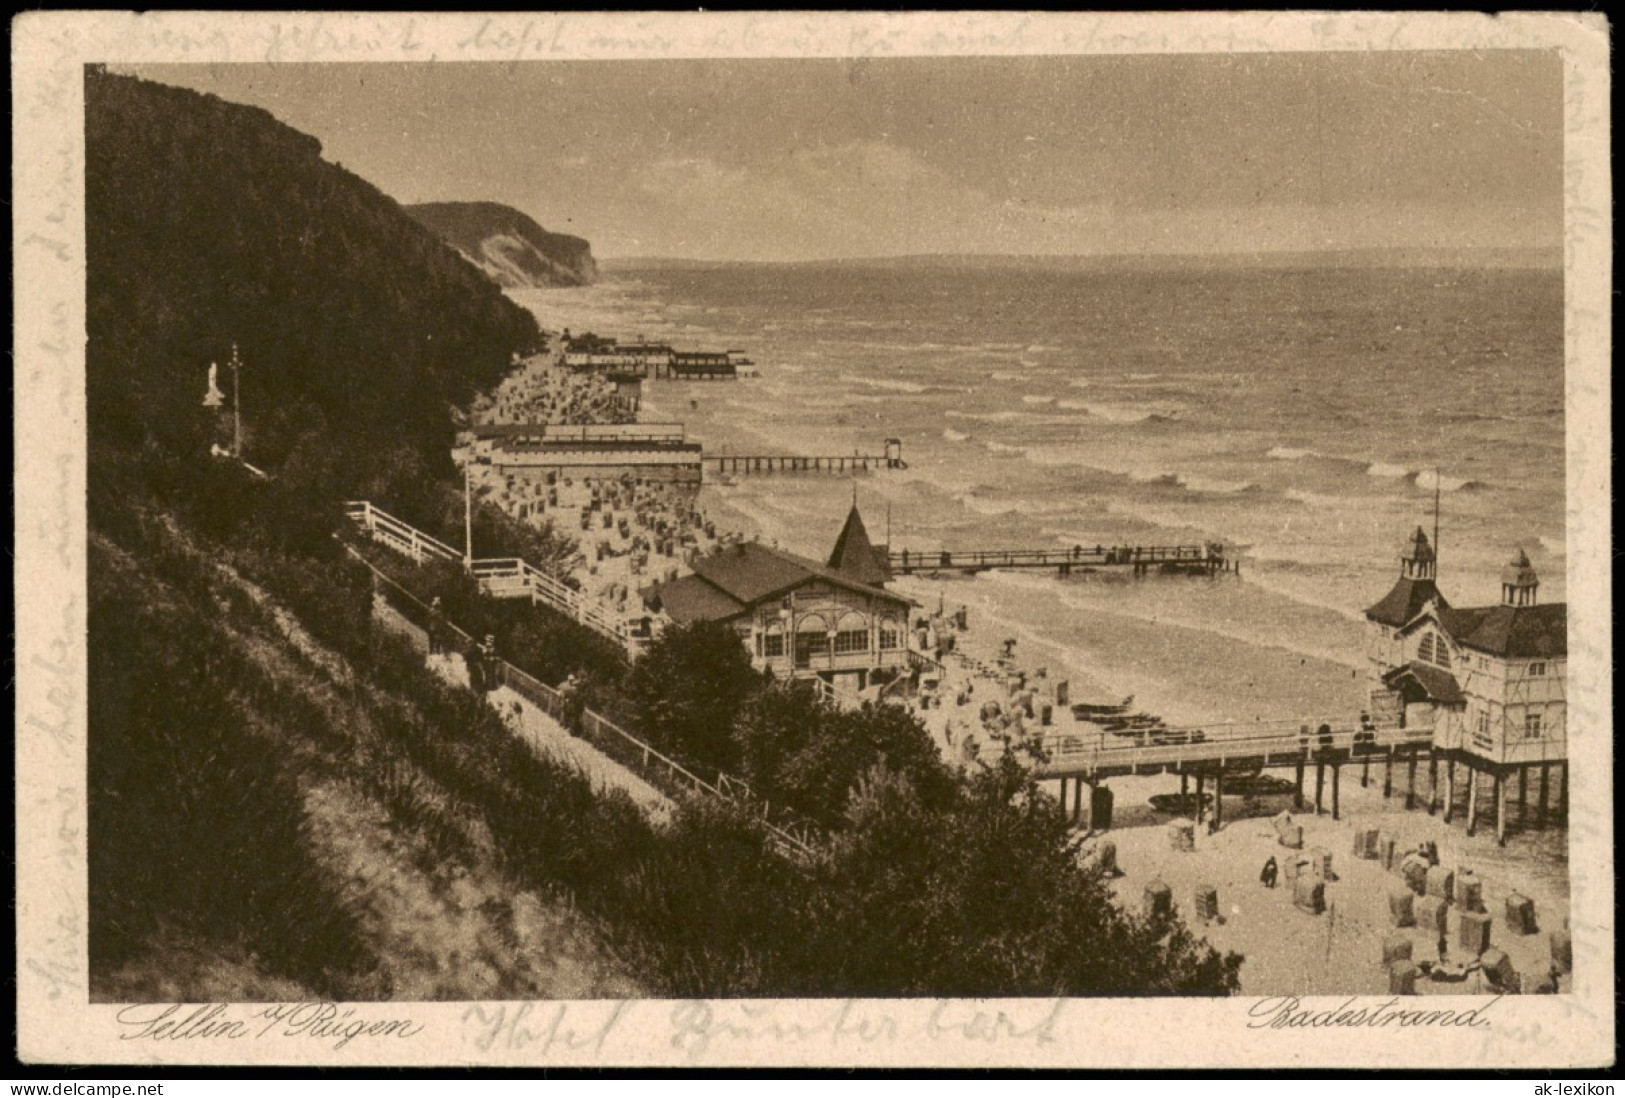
[1428,752,1439,815]
[1538,764,1550,828]
[1332,764,1342,821]
[1405,754,1418,810]
[1383,749,1393,798]
[1444,759,1456,824]
[1294,760,1305,810]
[1213,768,1224,828]
[1495,772,1508,847]
[1314,761,1325,815]
[1466,766,1480,838]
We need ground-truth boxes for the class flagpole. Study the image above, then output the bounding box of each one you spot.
[231,344,242,458]
[1433,467,1441,570]
[464,463,474,569]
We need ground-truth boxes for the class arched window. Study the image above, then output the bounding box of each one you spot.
[833,611,869,655]
[878,615,901,650]
[1433,637,1451,670]
[794,613,829,666]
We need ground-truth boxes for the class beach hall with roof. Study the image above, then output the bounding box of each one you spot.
[642,505,915,695]
[1364,528,1568,843]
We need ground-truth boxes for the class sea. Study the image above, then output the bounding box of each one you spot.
[508,261,1566,728]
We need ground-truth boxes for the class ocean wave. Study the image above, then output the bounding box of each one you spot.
[1412,470,1485,493]
[843,375,928,394]
[1022,394,1057,405]
[1116,468,1258,495]
[1177,474,1259,495]
[1024,446,1089,468]
[839,374,973,395]
[943,428,971,443]
[956,493,1025,517]
[984,440,1028,455]
[990,371,1030,382]
[946,409,1085,426]
[1268,446,1314,460]
[1074,402,1176,424]
[1366,462,1412,479]
[1285,488,1345,508]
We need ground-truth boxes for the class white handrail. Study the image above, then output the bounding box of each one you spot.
[346,500,642,654]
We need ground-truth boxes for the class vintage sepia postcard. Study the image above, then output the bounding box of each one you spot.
[14,10,1613,1069]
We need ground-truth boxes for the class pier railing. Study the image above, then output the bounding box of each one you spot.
[890,543,1231,575]
[1032,718,1433,777]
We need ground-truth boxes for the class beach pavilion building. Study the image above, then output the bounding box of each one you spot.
[642,505,914,694]
[1363,527,1567,840]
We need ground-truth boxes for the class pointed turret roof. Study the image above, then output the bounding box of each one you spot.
[828,505,891,586]
[1405,526,1436,565]
[1366,525,1447,627]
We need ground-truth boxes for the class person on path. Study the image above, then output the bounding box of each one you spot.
[427,597,446,656]
[1260,857,1279,889]
[477,634,501,694]
[559,673,586,736]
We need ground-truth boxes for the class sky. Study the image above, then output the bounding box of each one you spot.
[126,52,1564,262]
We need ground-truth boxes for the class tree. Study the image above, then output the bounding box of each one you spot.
[625,620,762,774]
[797,754,1243,997]
[732,685,956,829]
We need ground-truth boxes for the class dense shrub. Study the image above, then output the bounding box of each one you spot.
[88,543,372,995]
[624,620,764,775]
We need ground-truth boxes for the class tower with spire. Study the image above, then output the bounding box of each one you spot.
[827,498,892,587]
[1362,526,1568,838]
[1500,548,1539,607]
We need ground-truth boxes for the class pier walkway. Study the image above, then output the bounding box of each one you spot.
[707,437,905,476]
[1032,716,1448,832]
[890,543,1235,576]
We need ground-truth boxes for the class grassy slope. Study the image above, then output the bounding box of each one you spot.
[89,506,642,1001]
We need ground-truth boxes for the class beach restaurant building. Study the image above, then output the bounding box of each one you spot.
[1364,528,1567,770]
[641,506,914,693]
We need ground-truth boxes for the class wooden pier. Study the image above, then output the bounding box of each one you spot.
[708,438,905,476]
[889,543,1235,577]
[1036,718,1431,829]
[1034,716,1563,843]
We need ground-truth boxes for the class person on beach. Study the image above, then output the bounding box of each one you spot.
[1260,857,1278,888]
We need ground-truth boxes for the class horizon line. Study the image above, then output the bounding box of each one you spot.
[597,244,1564,267]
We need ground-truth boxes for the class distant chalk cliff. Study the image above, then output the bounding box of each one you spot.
[405,201,598,288]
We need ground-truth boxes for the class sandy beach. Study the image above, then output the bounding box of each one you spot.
[470,352,1569,999]
[1095,771,1570,996]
